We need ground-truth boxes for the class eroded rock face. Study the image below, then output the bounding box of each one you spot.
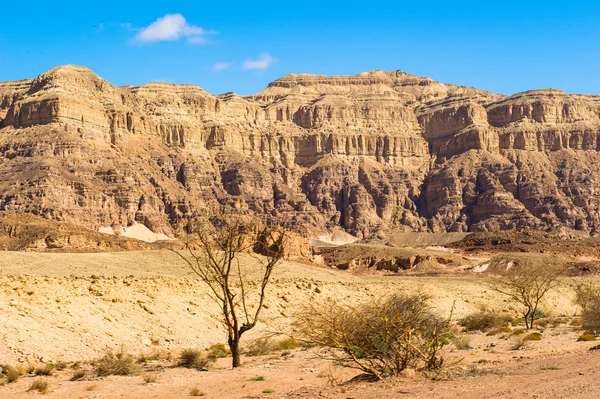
[2,65,600,237]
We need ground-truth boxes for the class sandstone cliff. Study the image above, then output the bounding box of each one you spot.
[1,65,600,238]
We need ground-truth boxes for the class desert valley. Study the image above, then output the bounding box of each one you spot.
[0,64,600,398]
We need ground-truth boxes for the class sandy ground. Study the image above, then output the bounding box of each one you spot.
[0,250,596,398]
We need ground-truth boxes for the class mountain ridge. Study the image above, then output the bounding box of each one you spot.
[1,64,600,239]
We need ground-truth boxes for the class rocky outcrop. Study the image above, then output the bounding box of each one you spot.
[2,65,600,238]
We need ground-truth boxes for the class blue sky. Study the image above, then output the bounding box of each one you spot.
[1,1,599,95]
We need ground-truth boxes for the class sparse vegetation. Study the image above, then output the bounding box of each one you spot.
[208,343,230,359]
[491,256,566,329]
[4,365,22,383]
[453,335,473,350]
[249,375,265,381]
[524,332,543,341]
[295,293,451,380]
[572,280,600,335]
[263,388,276,393]
[28,379,49,394]
[96,348,139,376]
[178,348,214,370]
[34,364,54,376]
[459,311,505,332]
[189,388,206,396]
[70,370,86,381]
[577,333,597,342]
[142,373,158,383]
[174,210,287,368]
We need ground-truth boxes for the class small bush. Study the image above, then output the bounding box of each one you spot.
[86,385,97,391]
[208,343,230,359]
[486,326,512,336]
[4,365,22,383]
[249,375,265,381]
[582,299,600,336]
[453,335,472,350]
[178,349,213,370]
[29,379,49,394]
[277,337,300,350]
[459,311,503,332]
[54,361,68,371]
[244,337,278,357]
[143,373,158,383]
[524,332,543,341]
[263,388,276,393]
[70,370,86,381]
[34,364,54,376]
[96,348,139,376]
[577,333,597,342]
[511,328,526,336]
[189,388,206,396]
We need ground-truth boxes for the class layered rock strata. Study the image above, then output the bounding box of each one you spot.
[1,65,600,237]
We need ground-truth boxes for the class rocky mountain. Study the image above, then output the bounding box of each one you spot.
[1,65,600,239]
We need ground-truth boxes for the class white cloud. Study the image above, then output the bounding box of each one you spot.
[134,14,212,44]
[212,62,233,71]
[242,53,277,70]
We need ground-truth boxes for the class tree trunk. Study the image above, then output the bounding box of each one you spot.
[229,336,241,368]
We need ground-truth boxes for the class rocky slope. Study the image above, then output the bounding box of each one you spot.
[1,65,600,238]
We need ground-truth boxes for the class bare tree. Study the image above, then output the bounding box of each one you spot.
[175,211,286,368]
[491,257,566,329]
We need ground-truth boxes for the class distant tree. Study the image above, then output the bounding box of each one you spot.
[175,210,286,368]
[492,257,566,329]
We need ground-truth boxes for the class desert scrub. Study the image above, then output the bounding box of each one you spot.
[295,293,451,380]
[524,332,543,341]
[249,375,265,381]
[459,311,505,332]
[70,370,86,381]
[3,365,22,383]
[452,334,473,350]
[34,363,54,376]
[178,349,214,370]
[486,326,512,336]
[189,388,206,396]
[96,348,139,376]
[142,373,158,383]
[244,336,300,356]
[28,379,49,394]
[208,343,230,359]
[577,333,597,342]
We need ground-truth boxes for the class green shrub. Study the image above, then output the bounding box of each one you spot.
[249,375,265,381]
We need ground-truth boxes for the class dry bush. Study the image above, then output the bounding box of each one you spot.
[573,280,600,336]
[4,365,22,383]
[70,370,86,381]
[524,332,543,341]
[573,280,600,313]
[459,311,507,332]
[96,348,139,376]
[208,343,230,359]
[28,379,49,394]
[178,349,214,370]
[189,387,206,396]
[582,300,600,336]
[452,335,472,350]
[34,364,54,376]
[142,373,158,383]
[578,333,597,342]
[294,294,451,380]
